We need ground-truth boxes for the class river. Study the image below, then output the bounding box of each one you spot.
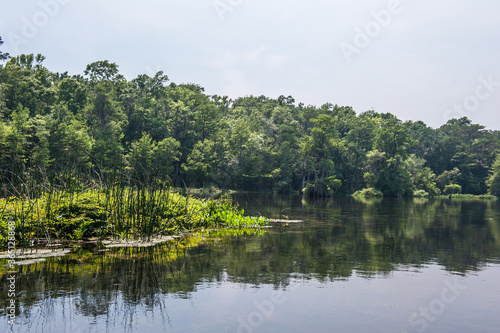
[1,194,500,332]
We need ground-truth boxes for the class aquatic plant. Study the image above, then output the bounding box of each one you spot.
[0,185,269,249]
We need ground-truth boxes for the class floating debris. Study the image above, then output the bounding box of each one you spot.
[0,248,72,259]
[101,235,180,248]
[268,219,304,223]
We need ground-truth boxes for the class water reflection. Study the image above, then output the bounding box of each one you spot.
[1,195,499,332]
[233,194,500,273]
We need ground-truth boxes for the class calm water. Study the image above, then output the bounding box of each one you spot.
[1,194,500,333]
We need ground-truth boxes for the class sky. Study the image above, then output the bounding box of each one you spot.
[1,0,499,129]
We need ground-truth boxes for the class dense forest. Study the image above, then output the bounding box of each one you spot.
[1,45,500,197]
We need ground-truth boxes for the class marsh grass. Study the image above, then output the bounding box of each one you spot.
[0,181,269,249]
[439,194,498,200]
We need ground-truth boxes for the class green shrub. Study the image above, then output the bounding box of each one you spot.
[353,188,384,198]
[413,190,429,197]
[444,184,462,195]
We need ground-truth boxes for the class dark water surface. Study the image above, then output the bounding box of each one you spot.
[1,194,500,332]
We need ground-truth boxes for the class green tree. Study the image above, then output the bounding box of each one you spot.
[375,119,410,159]
[48,104,93,174]
[343,115,377,192]
[364,149,412,197]
[85,83,127,177]
[301,114,342,197]
[437,117,494,194]
[7,105,30,172]
[127,133,156,185]
[0,36,10,61]
[405,155,440,196]
[58,78,87,114]
[487,154,500,196]
[24,115,50,171]
[1,54,57,118]
[155,137,181,183]
[0,118,24,181]
[444,184,462,195]
[84,60,121,83]
[182,138,230,188]
[436,167,461,192]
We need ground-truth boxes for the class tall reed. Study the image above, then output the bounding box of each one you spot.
[0,169,269,249]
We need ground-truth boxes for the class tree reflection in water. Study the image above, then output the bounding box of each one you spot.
[1,195,499,332]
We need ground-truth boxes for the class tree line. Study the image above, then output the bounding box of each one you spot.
[1,49,500,197]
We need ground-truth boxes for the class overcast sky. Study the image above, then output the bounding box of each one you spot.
[1,0,499,129]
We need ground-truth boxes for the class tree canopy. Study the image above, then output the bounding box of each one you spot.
[1,49,500,197]
[0,37,9,61]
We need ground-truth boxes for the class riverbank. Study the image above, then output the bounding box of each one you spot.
[352,188,497,200]
[439,194,497,200]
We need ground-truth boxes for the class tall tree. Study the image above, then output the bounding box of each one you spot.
[487,154,500,197]
[301,114,342,197]
[127,133,156,185]
[48,104,93,174]
[0,36,10,61]
[84,63,127,177]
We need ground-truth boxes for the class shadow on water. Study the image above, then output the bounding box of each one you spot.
[1,194,500,332]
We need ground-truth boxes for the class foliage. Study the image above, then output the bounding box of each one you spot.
[413,190,429,197]
[0,37,10,61]
[442,194,497,200]
[353,187,383,198]
[1,45,500,197]
[0,186,269,248]
[487,154,500,197]
[436,167,461,192]
[406,155,440,196]
[301,114,343,197]
[444,184,462,195]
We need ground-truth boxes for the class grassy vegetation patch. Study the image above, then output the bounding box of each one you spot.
[439,194,498,200]
[353,188,384,198]
[0,187,269,249]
